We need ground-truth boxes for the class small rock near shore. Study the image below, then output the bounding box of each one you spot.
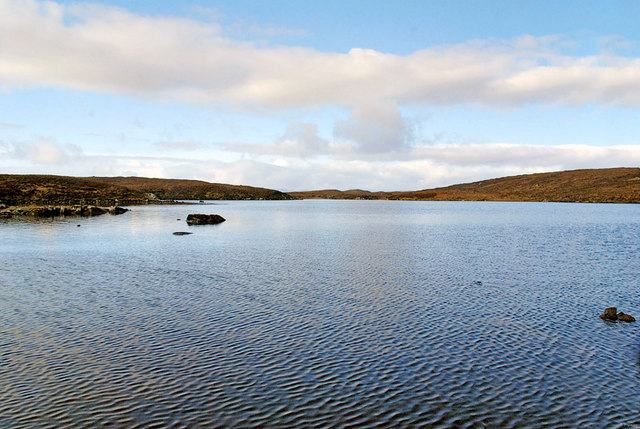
[109,206,129,215]
[186,214,226,225]
[173,231,193,235]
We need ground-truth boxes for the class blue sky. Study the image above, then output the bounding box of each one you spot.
[1,0,639,191]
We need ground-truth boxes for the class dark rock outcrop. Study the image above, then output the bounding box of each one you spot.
[600,307,618,321]
[0,205,128,218]
[173,232,193,235]
[186,214,226,225]
[617,312,636,323]
[109,206,129,215]
[600,307,635,322]
[87,206,107,216]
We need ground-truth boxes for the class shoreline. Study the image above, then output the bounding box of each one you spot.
[0,204,130,218]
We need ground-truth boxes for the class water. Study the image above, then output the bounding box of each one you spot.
[1,200,638,428]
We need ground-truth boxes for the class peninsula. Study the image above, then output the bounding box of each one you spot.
[0,174,295,208]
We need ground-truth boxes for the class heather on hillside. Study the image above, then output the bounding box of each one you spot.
[0,175,294,206]
[1,168,638,206]
[290,168,640,203]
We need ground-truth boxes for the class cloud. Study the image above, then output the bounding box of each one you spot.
[225,21,309,39]
[280,123,328,154]
[2,138,638,191]
[408,143,640,171]
[6,139,83,164]
[0,122,23,129]
[154,141,200,151]
[2,0,640,108]
[224,105,414,158]
[334,103,412,153]
[211,144,640,190]
[223,123,333,158]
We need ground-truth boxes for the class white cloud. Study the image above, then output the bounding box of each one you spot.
[280,123,328,154]
[4,139,635,191]
[154,141,200,151]
[334,103,412,153]
[223,105,415,158]
[409,143,640,170]
[222,123,334,158]
[6,138,83,164]
[2,0,640,108]
[0,122,23,129]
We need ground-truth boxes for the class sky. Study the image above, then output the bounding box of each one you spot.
[1,0,640,191]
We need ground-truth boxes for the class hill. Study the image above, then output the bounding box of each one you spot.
[0,175,294,206]
[1,168,637,207]
[290,168,640,203]
[82,177,293,201]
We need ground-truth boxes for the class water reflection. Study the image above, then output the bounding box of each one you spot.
[0,201,639,427]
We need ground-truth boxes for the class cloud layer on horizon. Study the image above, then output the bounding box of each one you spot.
[2,137,639,191]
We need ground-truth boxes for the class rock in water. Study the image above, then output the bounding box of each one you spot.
[600,307,618,321]
[172,232,193,235]
[617,312,636,322]
[186,214,226,225]
[87,206,107,216]
[109,206,129,215]
[599,307,636,322]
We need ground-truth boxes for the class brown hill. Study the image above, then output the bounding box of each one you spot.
[290,168,640,203]
[0,175,294,206]
[83,177,293,201]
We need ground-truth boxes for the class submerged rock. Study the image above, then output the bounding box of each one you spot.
[173,231,193,235]
[186,214,226,225]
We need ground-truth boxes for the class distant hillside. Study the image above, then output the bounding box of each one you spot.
[2,168,637,206]
[290,168,640,203]
[83,177,293,201]
[290,189,379,199]
[0,175,294,205]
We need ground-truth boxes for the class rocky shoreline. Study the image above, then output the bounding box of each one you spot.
[0,205,129,218]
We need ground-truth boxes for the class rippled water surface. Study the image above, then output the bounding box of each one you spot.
[1,200,639,428]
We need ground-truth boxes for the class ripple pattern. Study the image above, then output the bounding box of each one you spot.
[1,201,639,427]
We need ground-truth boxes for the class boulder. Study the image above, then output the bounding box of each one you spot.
[86,206,107,216]
[109,206,129,215]
[600,307,636,322]
[186,214,226,225]
[173,232,193,235]
[600,307,618,321]
[617,312,636,323]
